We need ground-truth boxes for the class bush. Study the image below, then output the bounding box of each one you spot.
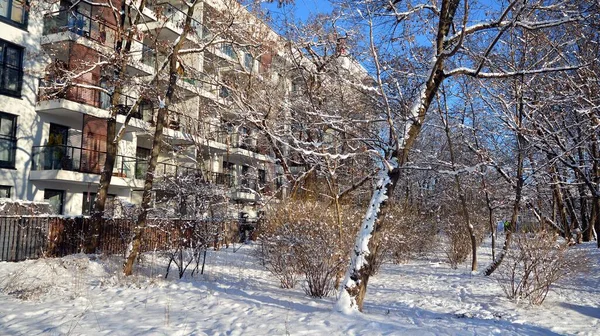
[444,223,472,269]
[256,223,299,289]
[256,201,360,297]
[437,195,488,268]
[496,231,587,305]
[379,206,437,265]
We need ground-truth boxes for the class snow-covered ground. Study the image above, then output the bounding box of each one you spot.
[0,240,598,335]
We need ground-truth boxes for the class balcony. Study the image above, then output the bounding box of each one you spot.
[231,177,260,202]
[42,9,154,76]
[37,82,151,129]
[30,145,143,187]
[30,145,208,188]
[146,2,209,43]
[43,10,118,46]
[32,145,139,176]
[154,161,204,179]
[207,172,234,188]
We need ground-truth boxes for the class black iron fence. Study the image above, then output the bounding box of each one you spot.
[0,216,238,262]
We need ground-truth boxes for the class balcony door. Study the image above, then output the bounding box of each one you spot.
[82,115,107,174]
[44,123,69,170]
[0,112,16,169]
[44,189,64,215]
[98,77,111,109]
[63,0,91,37]
[135,147,150,179]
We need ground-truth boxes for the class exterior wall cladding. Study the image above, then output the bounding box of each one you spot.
[0,0,283,219]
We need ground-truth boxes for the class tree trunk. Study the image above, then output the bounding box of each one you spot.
[336,168,400,312]
[337,0,460,311]
[485,78,526,276]
[550,163,572,241]
[439,92,477,272]
[591,139,600,248]
[123,2,198,275]
[123,105,168,275]
[90,0,148,252]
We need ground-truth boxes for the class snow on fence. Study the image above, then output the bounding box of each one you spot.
[0,216,237,262]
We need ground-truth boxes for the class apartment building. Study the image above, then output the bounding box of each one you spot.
[0,0,285,218]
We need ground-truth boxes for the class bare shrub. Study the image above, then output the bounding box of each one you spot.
[256,201,359,297]
[256,223,299,289]
[379,206,437,264]
[438,195,489,268]
[153,174,229,279]
[496,231,588,305]
[444,223,472,268]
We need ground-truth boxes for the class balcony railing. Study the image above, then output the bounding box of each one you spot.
[209,172,234,187]
[43,9,157,65]
[32,145,139,178]
[38,79,156,122]
[149,2,207,40]
[43,9,118,47]
[31,145,209,181]
[154,161,203,178]
[38,82,267,155]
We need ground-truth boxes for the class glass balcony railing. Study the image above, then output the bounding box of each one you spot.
[32,145,139,178]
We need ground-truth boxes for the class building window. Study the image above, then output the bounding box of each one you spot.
[244,52,253,70]
[219,86,230,99]
[0,185,10,198]
[135,147,150,179]
[82,192,95,215]
[138,99,154,122]
[82,192,115,216]
[0,0,27,28]
[0,112,16,168]
[44,189,64,215]
[221,44,235,58]
[0,40,24,97]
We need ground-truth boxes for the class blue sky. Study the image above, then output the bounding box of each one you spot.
[261,0,333,22]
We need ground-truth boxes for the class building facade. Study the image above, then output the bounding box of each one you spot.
[0,0,285,219]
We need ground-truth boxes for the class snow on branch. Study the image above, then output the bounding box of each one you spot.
[445,65,582,79]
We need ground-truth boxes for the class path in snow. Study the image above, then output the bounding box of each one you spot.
[0,240,598,335]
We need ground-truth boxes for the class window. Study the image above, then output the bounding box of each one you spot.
[138,99,153,122]
[219,85,230,99]
[82,192,97,215]
[0,112,16,168]
[0,185,10,198]
[135,147,150,179]
[44,189,64,215]
[0,0,27,28]
[221,44,235,58]
[82,192,115,216]
[0,40,24,97]
[244,52,253,70]
[258,169,266,185]
[222,161,234,173]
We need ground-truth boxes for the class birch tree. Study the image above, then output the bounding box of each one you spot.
[333,0,587,312]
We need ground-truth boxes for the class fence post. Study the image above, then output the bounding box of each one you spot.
[15,217,22,261]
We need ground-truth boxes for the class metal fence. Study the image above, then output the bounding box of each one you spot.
[0,216,238,262]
